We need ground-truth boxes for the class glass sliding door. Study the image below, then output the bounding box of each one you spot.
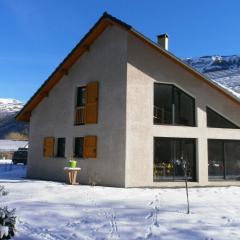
[208,140,240,180]
[224,141,240,179]
[154,137,196,181]
[208,140,224,179]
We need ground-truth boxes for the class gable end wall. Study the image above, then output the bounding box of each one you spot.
[125,32,240,187]
[27,25,128,187]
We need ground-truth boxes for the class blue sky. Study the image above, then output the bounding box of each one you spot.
[1,0,240,102]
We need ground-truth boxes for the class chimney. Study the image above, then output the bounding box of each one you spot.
[157,34,168,50]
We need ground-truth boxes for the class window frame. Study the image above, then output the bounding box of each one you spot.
[74,85,87,126]
[154,82,196,127]
[206,106,240,129]
[56,137,66,158]
[74,137,84,158]
[208,139,240,180]
[154,137,197,182]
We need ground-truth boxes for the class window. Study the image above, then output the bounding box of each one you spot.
[207,107,239,129]
[77,87,86,107]
[208,139,240,180]
[154,137,196,181]
[75,87,86,125]
[56,138,65,157]
[74,137,84,158]
[154,83,195,126]
[74,136,97,159]
[75,82,99,125]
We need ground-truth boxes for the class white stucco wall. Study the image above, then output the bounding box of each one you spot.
[27,24,240,188]
[125,33,240,187]
[27,25,128,187]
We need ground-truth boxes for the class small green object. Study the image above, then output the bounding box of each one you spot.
[68,160,77,168]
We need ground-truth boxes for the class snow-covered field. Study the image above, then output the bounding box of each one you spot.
[0,163,240,240]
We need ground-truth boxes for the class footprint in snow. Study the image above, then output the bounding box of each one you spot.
[145,227,152,239]
[148,201,154,206]
[145,212,154,219]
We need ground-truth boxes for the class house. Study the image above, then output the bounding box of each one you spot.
[16,12,240,187]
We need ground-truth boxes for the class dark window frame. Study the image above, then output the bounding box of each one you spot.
[76,86,86,107]
[56,138,66,158]
[208,139,240,180]
[154,137,196,182]
[206,107,239,129]
[75,86,87,126]
[154,83,196,127]
[74,137,84,158]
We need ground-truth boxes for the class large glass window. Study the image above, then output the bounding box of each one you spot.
[207,107,239,129]
[208,140,240,180]
[154,137,196,181]
[154,83,195,126]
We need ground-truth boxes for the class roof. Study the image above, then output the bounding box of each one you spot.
[16,12,240,122]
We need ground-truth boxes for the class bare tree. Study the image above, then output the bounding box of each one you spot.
[181,158,190,214]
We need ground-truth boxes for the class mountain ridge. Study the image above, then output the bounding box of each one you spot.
[184,55,240,98]
[0,98,28,139]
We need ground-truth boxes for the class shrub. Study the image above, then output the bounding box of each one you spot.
[0,186,16,240]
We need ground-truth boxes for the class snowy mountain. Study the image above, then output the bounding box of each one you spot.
[0,98,28,139]
[184,55,240,98]
[0,98,23,115]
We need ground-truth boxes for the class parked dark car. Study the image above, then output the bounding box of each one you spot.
[12,148,28,165]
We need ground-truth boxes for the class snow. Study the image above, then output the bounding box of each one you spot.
[0,140,28,152]
[184,55,240,99]
[0,98,23,113]
[0,225,9,238]
[0,164,240,240]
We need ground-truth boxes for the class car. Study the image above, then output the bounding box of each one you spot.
[12,148,28,165]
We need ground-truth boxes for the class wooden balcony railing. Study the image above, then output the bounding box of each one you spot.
[75,106,85,125]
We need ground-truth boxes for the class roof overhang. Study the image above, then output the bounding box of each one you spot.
[16,12,240,122]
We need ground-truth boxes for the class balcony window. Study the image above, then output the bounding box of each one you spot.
[75,87,86,125]
[154,83,195,126]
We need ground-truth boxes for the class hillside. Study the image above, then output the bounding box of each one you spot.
[0,98,28,139]
[184,55,240,98]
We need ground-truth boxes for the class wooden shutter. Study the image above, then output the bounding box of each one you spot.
[83,136,97,158]
[43,137,55,157]
[85,82,99,124]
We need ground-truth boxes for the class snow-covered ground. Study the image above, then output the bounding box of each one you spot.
[0,164,240,240]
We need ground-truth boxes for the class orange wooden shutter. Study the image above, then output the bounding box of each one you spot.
[85,82,99,124]
[83,136,97,158]
[43,137,55,157]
